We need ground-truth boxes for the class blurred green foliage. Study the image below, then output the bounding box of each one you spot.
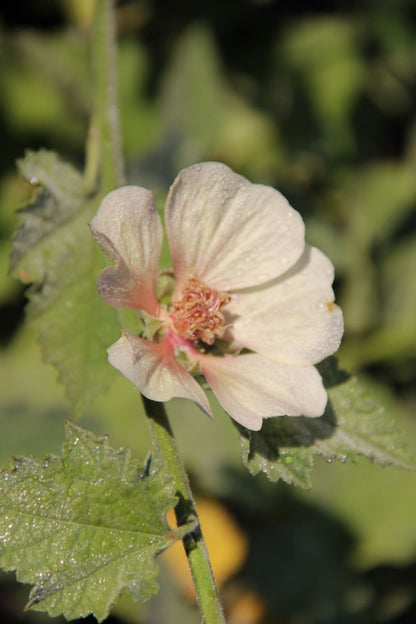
[0,0,416,623]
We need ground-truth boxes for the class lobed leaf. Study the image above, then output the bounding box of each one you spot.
[11,150,120,414]
[0,422,188,622]
[239,358,414,488]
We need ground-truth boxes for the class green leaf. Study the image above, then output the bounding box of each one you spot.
[239,358,414,489]
[340,236,416,367]
[11,150,119,415]
[382,236,416,327]
[118,40,162,157]
[1,31,90,146]
[282,18,364,153]
[339,162,416,246]
[160,25,281,179]
[0,422,189,622]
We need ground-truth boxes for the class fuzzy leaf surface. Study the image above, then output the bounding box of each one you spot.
[11,150,119,414]
[239,358,413,488]
[0,422,186,622]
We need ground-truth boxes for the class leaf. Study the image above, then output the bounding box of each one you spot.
[118,39,162,157]
[0,422,189,622]
[340,236,416,366]
[160,25,281,179]
[282,18,364,153]
[382,236,416,327]
[1,31,90,145]
[11,150,120,415]
[239,358,414,489]
[339,161,416,246]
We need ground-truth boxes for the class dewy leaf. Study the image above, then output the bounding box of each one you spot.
[239,358,414,489]
[11,150,120,414]
[0,422,188,622]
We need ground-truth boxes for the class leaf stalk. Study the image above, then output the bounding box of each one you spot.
[143,397,227,624]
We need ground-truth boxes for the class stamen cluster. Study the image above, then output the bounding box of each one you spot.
[171,276,230,345]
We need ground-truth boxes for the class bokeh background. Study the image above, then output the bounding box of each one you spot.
[1,0,416,622]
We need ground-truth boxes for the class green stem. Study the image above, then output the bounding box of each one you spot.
[143,397,227,624]
[83,120,100,193]
[92,0,124,192]
[91,2,224,619]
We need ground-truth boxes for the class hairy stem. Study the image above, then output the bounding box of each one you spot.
[92,0,124,192]
[91,2,225,619]
[143,397,227,624]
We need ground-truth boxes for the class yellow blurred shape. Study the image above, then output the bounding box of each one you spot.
[62,0,96,28]
[163,498,248,600]
[228,589,265,624]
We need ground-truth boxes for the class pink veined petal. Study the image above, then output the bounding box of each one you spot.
[199,353,327,431]
[227,246,343,366]
[90,186,162,316]
[108,331,212,417]
[165,162,305,294]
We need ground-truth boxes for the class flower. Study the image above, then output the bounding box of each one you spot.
[90,162,343,431]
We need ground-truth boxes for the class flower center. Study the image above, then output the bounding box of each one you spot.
[171,276,230,346]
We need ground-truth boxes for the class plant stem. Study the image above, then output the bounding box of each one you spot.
[143,397,227,624]
[92,0,124,193]
[91,2,225,620]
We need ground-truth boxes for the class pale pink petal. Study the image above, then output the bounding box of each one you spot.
[200,353,327,431]
[90,186,162,315]
[165,162,305,293]
[227,246,343,366]
[108,332,212,416]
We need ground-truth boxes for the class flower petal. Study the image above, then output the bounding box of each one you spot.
[200,353,327,431]
[90,186,162,315]
[165,162,305,293]
[108,331,212,416]
[227,246,343,365]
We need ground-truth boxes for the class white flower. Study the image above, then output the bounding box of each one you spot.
[90,162,343,431]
